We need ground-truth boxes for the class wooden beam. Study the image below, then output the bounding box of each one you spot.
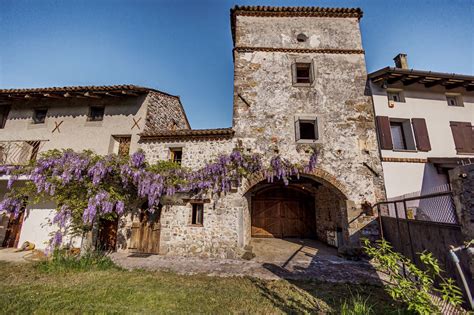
[8,95,24,100]
[445,82,465,90]
[121,90,138,97]
[43,93,63,99]
[64,92,86,99]
[63,92,74,98]
[105,92,121,97]
[386,75,405,84]
[24,94,37,99]
[424,79,446,88]
[84,92,101,99]
[402,76,422,86]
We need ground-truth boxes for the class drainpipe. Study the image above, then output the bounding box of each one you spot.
[449,244,474,310]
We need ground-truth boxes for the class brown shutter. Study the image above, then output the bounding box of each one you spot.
[411,118,431,151]
[450,121,474,154]
[376,116,393,150]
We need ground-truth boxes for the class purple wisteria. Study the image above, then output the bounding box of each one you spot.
[0,148,318,248]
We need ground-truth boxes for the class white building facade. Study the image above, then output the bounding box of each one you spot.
[370,54,474,200]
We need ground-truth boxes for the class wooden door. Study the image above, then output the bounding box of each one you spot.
[98,217,118,251]
[129,210,161,254]
[251,187,315,238]
[2,212,24,248]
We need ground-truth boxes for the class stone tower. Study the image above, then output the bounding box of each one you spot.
[231,6,385,248]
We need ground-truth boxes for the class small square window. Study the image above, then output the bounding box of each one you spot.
[446,95,462,107]
[191,203,203,225]
[88,106,104,121]
[33,109,47,124]
[170,148,182,165]
[295,119,318,142]
[387,91,404,103]
[295,63,312,84]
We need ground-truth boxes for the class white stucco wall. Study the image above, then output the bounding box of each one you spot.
[372,83,474,159]
[0,95,149,157]
[372,82,474,198]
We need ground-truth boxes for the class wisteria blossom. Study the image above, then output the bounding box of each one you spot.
[0,148,318,248]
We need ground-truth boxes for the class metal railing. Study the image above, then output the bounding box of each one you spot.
[0,140,47,165]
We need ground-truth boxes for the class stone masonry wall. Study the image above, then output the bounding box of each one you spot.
[143,92,190,134]
[136,138,247,258]
[233,15,385,247]
[314,185,344,246]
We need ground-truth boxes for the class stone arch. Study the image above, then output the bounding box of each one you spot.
[242,169,350,248]
[242,168,349,200]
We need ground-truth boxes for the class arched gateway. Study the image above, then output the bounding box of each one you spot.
[246,176,348,248]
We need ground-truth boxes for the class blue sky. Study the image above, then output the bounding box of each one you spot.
[1,0,472,128]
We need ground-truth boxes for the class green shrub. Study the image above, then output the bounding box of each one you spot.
[36,249,119,273]
[363,239,463,314]
[340,293,374,315]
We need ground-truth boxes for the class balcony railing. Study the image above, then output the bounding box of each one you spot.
[0,140,47,166]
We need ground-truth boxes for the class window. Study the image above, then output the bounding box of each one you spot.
[0,106,10,129]
[114,136,131,157]
[191,203,204,225]
[446,95,463,107]
[292,62,314,86]
[376,116,431,151]
[295,63,312,84]
[33,109,47,124]
[390,122,406,150]
[88,106,104,121]
[295,118,318,142]
[389,119,416,151]
[387,91,404,103]
[170,148,182,165]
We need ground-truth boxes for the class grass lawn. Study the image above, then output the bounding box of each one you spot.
[0,261,403,314]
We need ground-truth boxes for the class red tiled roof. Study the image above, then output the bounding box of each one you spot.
[140,128,234,140]
[0,84,177,97]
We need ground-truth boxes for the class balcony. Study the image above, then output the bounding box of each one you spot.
[0,140,47,166]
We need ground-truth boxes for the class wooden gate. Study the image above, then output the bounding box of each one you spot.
[129,209,161,254]
[251,187,316,238]
[2,212,24,248]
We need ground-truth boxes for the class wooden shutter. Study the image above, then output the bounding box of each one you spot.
[411,118,431,151]
[450,121,474,154]
[314,119,319,140]
[295,120,301,141]
[376,116,393,150]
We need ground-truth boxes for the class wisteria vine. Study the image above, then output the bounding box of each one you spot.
[0,148,317,248]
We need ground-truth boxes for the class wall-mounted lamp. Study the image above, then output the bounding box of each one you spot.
[382,80,388,89]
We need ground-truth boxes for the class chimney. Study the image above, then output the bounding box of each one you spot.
[393,53,408,69]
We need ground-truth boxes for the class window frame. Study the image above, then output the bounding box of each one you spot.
[389,118,417,151]
[295,115,321,144]
[291,60,314,87]
[190,202,204,226]
[170,148,183,165]
[446,94,463,107]
[88,106,105,122]
[387,90,405,103]
[32,108,48,124]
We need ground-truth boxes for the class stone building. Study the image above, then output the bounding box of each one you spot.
[128,6,386,258]
[0,85,189,249]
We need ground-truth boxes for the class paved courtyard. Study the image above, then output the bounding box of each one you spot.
[111,238,384,284]
[1,239,384,284]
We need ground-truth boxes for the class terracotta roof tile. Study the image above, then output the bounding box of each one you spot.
[0,84,177,97]
[140,128,234,140]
